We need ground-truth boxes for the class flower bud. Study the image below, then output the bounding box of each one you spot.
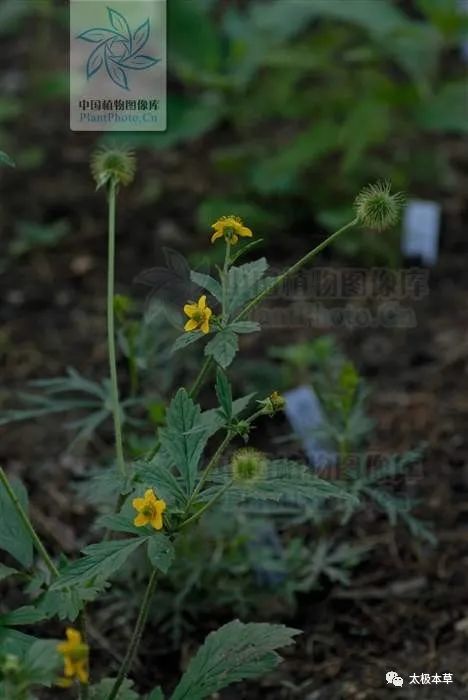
[231,448,267,484]
[258,391,286,416]
[90,146,136,189]
[354,181,405,231]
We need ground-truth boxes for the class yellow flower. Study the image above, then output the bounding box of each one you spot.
[210,215,253,245]
[56,628,89,687]
[183,295,212,334]
[132,488,166,530]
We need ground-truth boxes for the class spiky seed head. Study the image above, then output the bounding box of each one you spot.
[354,181,405,231]
[231,448,267,484]
[90,146,136,189]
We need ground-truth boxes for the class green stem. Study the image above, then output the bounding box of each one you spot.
[107,181,127,479]
[107,569,158,700]
[221,240,231,325]
[188,432,232,510]
[180,480,234,530]
[0,467,59,579]
[234,219,358,322]
[189,356,212,399]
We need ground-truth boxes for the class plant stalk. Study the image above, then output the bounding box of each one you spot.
[107,181,127,479]
[180,479,234,530]
[0,467,59,579]
[107,569,158,700]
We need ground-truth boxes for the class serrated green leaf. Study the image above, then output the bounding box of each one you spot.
[147,534,174,574]
[0,475,33,568]
[226,258,268,315]
[24,639,61,685]
[205,330,238,369]
[159,389,209,494]
[171,331,204,355]
[170,620,300,700]
[89,678,139,700]
[36,584,101,622]
[0,605,47,626]
[190,271,222,302]
[135,454,187,508]
[215,368,232,419]
[210,460,357,507]
[229,321,261,334]
[50,538,146,591]
[201,394,255,437]
[0,627,37,655]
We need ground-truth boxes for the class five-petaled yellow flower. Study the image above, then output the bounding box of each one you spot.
[56,628,89,687]
[211,215,253,245]
[132,488,166,530]
[183,295,212,334]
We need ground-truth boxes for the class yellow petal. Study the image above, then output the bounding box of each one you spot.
[76,661,89,684]
[144,489,154,500]
[66,628,82,645]
[57,642,70,654]
[205,307,212,320]
[200,319,210,334]
[64,657,75,678]
[184,319,199,332]
[134,513,148,527]
[151,512,164,530]
[210,229,223,243]
[198,295,207,310]
[240,226,253,238]
[132,497,145,510]
[231,234,239,245]
[184,303,198,316]
[157,499,167,513]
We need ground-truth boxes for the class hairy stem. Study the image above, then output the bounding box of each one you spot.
[180,479,234,530]
[0,467,59,579]
[107,569,158,700]
[107,181,126,479]
[235,219,358,322]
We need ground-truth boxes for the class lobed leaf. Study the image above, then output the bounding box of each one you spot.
[170,619,300,700]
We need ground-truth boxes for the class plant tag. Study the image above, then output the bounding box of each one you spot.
[284,385,336,468]
[401,200,441,266]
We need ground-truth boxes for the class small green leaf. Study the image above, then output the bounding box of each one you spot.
[205,330,238,369]
[0,150,15,167]
[0,605,47,626]
[50,538,146,591]
[159,389,209,493]
[215,368,232,419]
[171,331,204,354]
[170,619,300,700]
[147,534,174,574]
[0,475,33,568]
[201,394,255,437]
[37,584,101,622]
[229,321,261,334]
[226,258,268,315]
[190,271,222,302]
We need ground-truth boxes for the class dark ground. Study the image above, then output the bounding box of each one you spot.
[1,105,468,699]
